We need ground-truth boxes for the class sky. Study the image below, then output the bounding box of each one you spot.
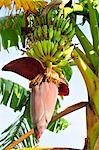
[0,0,92,149]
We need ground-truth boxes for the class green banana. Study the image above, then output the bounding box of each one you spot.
[42,15,47,25]
[63,41,72,51]
[43,25,48,38]
[62,18,70,33]
[33,29,38,40]
[61,19,67,31]
[65,23,73,35]
[59,36,67,46]
[47,10,52,25]
[53,29,61,42]
[51,42,55,54]
[67,27,75,40]
[49,25,53,40]
[26,49,34,57]
[41,40,48,56]
[56,17,61,28]
[63,45,74,60]
[37,26,42,38]
[32,44,43,59]
[36,41,45,57]
[47,40,52,56]
[26,48,40,60]
[57,18,64,28]
[54,59,68,68]
[33,16,38,26]
[53,67,63,75]
[51,42,58,56]
[53,50,63,60]
[53,16,58,27]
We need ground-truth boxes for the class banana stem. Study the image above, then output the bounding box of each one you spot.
[86,103,99,150]
[51,102,88,122]
[72,49,99,115]
[72,49,99,149]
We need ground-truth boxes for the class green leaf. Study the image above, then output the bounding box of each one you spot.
[0,78,30,111]
[47,118,68,133]
[10,92,18,110]
[0,115,37,149]
[0,79,13,105]
[87,0,99,55]
[0,14,25,50]
[63,65,72,81]
[0,29,18,49]
[75,24,99,72]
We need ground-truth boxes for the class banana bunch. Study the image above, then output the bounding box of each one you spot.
[26,40,54,62]
[26,39,73,69]
[26,7,75,76]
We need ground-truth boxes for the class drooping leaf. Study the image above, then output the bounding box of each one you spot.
[0,14,25,50]
[0,79,13,105]
[0,29,18,49]
[0,78,30,110]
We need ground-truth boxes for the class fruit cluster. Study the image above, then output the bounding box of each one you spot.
[26,8,75,77]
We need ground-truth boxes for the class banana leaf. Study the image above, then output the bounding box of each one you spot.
[0,14,25,50]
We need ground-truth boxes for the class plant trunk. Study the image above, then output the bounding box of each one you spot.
[86,98,99,150]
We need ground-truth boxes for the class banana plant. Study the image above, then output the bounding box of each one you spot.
[0,0,99,150]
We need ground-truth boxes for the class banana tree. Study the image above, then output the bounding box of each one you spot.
[0,0,99,150]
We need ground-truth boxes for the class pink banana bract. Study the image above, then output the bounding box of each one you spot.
[30,82,58,139]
